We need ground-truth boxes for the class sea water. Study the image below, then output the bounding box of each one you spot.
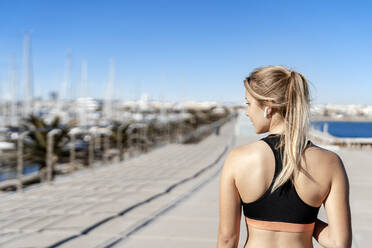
[311,121,372,138]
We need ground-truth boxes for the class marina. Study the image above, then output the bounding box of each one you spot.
[0,5,370,246]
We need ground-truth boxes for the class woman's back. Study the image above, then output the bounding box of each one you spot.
[233,134,339,247]
[217,66,351,248]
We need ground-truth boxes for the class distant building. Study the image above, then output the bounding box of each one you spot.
[49,91,58,101]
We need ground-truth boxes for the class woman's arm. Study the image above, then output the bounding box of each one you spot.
[217,148,242,248]
[313,154,352,248]
[313,218,334,247]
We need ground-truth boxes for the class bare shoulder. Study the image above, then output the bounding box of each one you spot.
[304,144,344,171]
[224,140,268,176]
[226,140,267,163]
[303,144,347,186]
[226,139,277,202]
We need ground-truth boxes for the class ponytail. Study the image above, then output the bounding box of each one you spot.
[270,70,310,193]
[243,65,311,194]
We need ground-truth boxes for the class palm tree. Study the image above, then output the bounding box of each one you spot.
[110,121,132,152]
[20,114,70,181]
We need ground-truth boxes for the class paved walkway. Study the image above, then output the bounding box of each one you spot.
[0,115,371,247]
[0,121,235,248]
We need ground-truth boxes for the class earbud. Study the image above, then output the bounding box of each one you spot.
[264,107,268,118]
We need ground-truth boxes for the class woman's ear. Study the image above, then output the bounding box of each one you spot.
[266,101,275,117]
[267,106,273,116]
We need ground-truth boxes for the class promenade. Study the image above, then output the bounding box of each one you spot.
[113,114,372,248]
[0,115,371,247]
[0,120,235,247]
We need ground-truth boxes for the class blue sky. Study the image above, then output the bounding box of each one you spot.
[0,0,371,104]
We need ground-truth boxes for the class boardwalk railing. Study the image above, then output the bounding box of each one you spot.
[0,114,237,192]
[179,113,236,144]
[309,127,372,149]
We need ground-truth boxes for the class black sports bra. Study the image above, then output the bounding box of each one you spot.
[240,134,320,232]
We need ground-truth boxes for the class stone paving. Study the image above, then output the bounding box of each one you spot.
[1,115,371,248]
[0,121,236,248]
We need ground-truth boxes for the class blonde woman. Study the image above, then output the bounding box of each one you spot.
[217,66,352,248]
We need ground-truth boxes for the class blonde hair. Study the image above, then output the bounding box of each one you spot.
[244,65,311,193]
